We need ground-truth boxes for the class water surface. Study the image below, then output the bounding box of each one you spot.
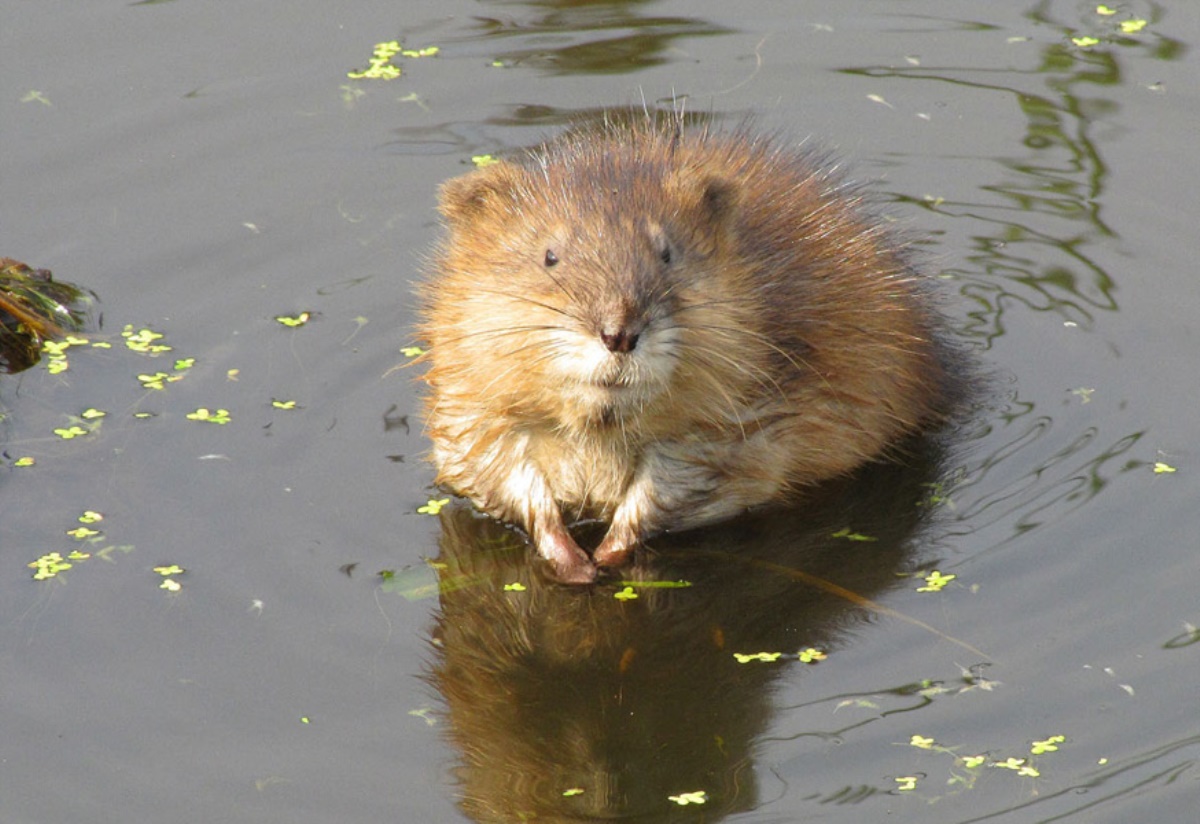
[4,1,1198,822]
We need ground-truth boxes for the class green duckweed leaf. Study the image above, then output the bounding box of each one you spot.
[417,498,449,515]
[274,312,311,328]
[733,652,782,663]
[831,527,877,542]
[186,408,231,424]
[917,570,956,592]
[1030,735,1065,755]
[29,552,72,580]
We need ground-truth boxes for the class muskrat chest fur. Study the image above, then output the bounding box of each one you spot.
[418,119,956,583]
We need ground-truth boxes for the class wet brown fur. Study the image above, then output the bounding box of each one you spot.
[418,118,956,582]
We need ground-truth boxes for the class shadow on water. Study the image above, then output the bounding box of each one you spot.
[423,435,973,822]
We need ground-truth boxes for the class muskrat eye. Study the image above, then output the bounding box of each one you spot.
[544,249,559,268]
[650,230,673,265]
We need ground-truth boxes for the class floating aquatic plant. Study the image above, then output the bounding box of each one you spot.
[0,257,93,374]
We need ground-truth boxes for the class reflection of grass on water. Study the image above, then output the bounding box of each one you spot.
[840,8,1180,563]
[845,6,1182,342]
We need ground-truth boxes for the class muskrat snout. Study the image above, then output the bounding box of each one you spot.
[600,326,639,354]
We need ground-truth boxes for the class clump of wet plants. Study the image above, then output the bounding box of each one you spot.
[0,257,94,374]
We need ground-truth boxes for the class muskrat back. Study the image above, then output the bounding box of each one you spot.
[418,118,957,583]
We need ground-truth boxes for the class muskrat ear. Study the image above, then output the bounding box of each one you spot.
[698,176,738,224]
[674,174,739,255]
[437,162,522,227]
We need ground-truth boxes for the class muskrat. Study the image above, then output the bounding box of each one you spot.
[417,118,957,584]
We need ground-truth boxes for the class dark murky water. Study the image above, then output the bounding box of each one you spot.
[4,2,1198,822]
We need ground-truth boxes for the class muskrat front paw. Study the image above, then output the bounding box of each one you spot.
[538,530,598,584]
[592,533,636,570]
[550,556,599,585]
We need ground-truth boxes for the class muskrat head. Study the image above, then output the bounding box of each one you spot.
[432,150,742,429]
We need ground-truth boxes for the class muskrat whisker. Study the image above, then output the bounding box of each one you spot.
[677,325,807,393]
[537,265,587,310]
[655,346,757,439]
[451,285,586,324]
[675,343,788,417]
[680,321,824,386]
[424,324,569,351]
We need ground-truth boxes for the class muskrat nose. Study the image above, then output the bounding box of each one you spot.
[601,327,639,353]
